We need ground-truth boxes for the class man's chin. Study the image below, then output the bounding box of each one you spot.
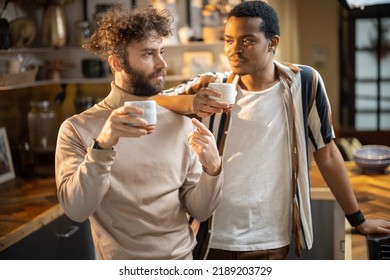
[231,68,247,76]
[154,81,165,92]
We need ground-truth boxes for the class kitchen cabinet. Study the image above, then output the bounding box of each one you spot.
[0,214,95,260]
[307,161,390,260]
[286,201,344,260]
[285,161,359,260]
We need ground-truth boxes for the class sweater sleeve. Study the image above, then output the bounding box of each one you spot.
[55,120,115,222]
[180,170,223,222]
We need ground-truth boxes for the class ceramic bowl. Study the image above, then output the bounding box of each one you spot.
[353,145,390,174]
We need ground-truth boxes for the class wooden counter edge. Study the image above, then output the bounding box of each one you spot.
[344,221,353,260]
[0,204,64,252]
[311,187,335,201]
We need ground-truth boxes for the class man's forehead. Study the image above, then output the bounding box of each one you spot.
[224,17,263,36]
[129,36,164,49]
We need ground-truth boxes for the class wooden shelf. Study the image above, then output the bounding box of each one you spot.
[0,75,192,91]
[0,78,111,91]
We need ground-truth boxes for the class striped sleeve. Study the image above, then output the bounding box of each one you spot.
[162,72,231,96]
[307,69,335,151]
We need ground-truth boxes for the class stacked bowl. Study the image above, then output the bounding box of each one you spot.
[352,145,390,174]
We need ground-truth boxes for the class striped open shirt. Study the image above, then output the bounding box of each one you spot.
[163,60,335,257]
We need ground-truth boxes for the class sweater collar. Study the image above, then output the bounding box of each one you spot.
[102,81,155,109]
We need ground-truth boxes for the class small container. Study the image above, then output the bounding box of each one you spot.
[27,100,58,177]
[74,20,91,46]
[81,59,104,78]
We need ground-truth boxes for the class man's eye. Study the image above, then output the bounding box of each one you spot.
[243,39,252,45]
[224,39,233,44]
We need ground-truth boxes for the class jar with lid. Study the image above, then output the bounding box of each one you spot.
[27,100,58,177]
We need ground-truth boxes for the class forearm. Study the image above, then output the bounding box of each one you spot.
[153,95,195,115]
[155,72,225,115]
[314,141,360,215]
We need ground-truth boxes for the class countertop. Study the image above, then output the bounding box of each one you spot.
[0,177,64,251]
[1,162,389,258]
[309,161,390,260]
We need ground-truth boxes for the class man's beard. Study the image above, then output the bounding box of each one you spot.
[123,61,166,97]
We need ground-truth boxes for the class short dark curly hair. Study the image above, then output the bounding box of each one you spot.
[83,5,173,61]
[228,1,280,39]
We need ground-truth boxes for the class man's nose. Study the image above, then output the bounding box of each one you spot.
[228,41,243,54]
[156,55,167,69]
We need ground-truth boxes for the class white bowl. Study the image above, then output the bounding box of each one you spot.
[353,145,390,174]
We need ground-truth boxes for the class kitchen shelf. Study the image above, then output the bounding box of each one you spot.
[0,75,193,91]
[0,78,105,91]
[0,41,223,53]
[0,42,223,92]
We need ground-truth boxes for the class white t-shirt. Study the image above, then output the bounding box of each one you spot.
[209,82,292,251]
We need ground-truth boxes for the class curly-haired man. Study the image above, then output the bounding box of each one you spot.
[55,5,223,260]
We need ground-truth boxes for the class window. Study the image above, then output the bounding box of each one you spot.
[339,3,390,131]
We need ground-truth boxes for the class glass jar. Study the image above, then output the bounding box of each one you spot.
[27,100,57,177]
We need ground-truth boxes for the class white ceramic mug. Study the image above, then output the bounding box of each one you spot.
[125,100,157,126]
[208,83,237,104]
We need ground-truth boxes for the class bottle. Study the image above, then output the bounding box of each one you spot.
[18,140,35,178]
[27,100,58,177]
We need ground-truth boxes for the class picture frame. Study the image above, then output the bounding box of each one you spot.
[0,127,15,184]
[86,0,134,24]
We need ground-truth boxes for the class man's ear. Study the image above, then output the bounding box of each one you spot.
[268,35,280,53]
[108,55,123,72]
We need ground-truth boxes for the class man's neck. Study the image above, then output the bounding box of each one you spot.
[239,63,279,92]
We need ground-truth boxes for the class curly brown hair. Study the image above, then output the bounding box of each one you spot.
[83,5,173,61]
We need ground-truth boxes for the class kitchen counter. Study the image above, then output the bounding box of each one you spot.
[1,161,389,258]
[309,161,390,259]
[0,177,64,251]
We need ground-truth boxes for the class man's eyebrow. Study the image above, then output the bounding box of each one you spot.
[139,47,165,52]
[224,34,257,39]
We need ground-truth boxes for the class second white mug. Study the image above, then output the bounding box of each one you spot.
[208,83,237,104]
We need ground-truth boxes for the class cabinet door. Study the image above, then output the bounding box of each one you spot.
[0,215,95,260]
[286,201,344,260]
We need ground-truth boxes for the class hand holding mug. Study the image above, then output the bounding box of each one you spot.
[193,83,236,118]
[125,100,157,134]
[95,104,152,149]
